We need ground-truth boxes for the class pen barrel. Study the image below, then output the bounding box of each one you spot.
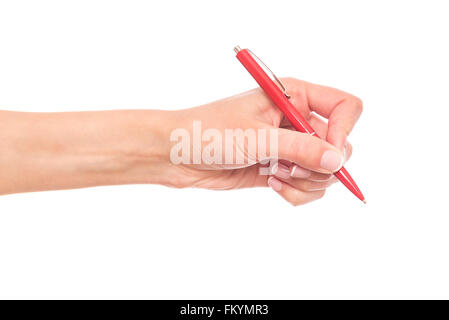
[236,49,316,135]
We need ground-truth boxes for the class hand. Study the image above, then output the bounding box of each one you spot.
[160,78,363,206]
[0,78,362,203]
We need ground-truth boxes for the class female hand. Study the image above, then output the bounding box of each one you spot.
[0,78,362,205]
[160,78,363,206]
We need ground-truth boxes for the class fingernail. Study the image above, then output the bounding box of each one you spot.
[290,165,312,178]
[320,150,344,172]
[272,162,290,179]
[268,177,282,191]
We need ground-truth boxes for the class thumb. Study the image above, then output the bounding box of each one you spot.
[276,128,344,174]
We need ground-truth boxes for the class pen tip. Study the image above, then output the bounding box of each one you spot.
[362,199,367,204]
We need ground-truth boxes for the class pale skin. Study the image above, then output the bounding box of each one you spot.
[0,78,362,205]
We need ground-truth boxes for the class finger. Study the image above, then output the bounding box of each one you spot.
[305,82,363,151]
[344,140,353,162]
[280,115,328,139]
[273,161,332,181]
[270,161,292,180]
[307,114,328,137]
[278,176,338,192]
[281,114,337,180]
[288,114,332,179]
[308,114,353,162]
[285,114,353,165]
[267,176,326,206]
[276,128,344,174]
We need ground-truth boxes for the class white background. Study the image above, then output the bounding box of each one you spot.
[0,0,448,299]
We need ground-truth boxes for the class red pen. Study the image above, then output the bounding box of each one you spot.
[234,46,366,203]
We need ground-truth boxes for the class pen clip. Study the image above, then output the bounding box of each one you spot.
[247,49,291,99]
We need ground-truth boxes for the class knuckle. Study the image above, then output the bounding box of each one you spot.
[317,190,326,199]
[280,77,298,85]
[292,189,307,206]
[280,77,304,99]
[290,199,303,207]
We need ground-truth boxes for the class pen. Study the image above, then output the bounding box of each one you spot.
[234,46,366,203]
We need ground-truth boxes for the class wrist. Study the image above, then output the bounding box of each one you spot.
[110,109,178,186]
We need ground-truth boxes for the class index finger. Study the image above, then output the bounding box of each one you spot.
[304,81,363,151]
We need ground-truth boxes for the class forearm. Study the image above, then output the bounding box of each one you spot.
[0,110,174,195]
